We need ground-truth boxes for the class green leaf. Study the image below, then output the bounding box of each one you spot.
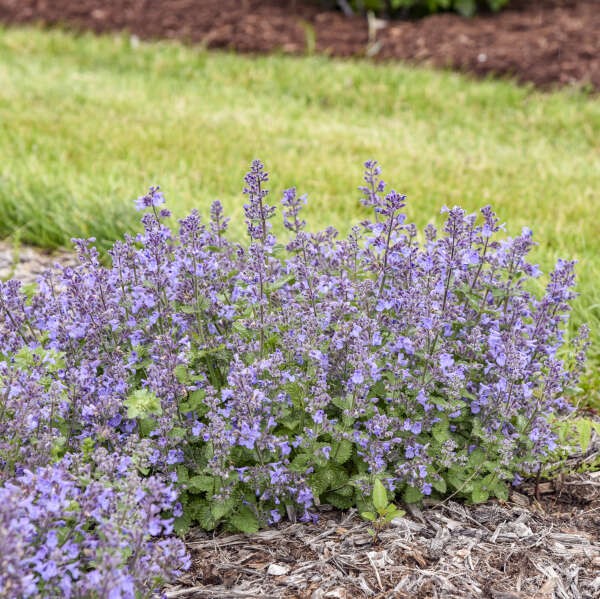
[333,440,353,464]
[188,475,215,494]
[230,506,259,534]
[333,484,354,497]
[432,421,450,443]
[195,503,216,531]
[176,466,190,484]
[369,379,386,396]
[81,436,95,458]
[266,274,295,293]
[21,282,38,297]
[372,479,388,512]
[577,419,593,453]
[447,471,466,490]
[289,453,311,472]
[174,364,189,384]
[14,346,34,369]
[403,486,423,504]
[211,497,235,521]
[123,389,162,419]
[332,395,349,410]
[324,491,354,509]
[283,382,306,408]
[309,468,332,497]
[180,389,207,414]
[432,478,447,494]
[328,466,349,489]
[361,511,376,522]
[50,436,67,461]
[483,460,500,471]
[138,417,157,437]
[280,416,301,432]
[471,483,489,503]
[384,509,405,522]
[492,481,509,501]
[169,426,186,440]
[467,448,485,468]
[173,511,192,534]
[556,420,570,444]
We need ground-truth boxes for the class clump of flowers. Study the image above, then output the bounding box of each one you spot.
[0,160,588,549]
[0,445,189,598]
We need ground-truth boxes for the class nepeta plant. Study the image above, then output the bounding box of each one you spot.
[0,160,587,549]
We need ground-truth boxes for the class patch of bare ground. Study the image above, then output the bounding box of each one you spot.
[0,1,599,90]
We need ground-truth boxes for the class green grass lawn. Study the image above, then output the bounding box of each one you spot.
[0,26,599,400]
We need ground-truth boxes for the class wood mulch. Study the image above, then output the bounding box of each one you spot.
[166,434,600,599]
[0,0,599,90]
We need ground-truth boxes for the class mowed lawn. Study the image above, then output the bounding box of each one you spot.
[0,26,599,390]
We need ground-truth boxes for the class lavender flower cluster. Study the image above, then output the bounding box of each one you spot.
[0,447,189,598]
[0,160,588,558]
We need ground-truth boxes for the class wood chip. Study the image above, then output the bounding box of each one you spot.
[267,563,291,576]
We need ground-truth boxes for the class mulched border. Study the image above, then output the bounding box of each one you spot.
[0,0,599,90]
[165,435,600,599]
[2,246,600,597]
[0,241,78,285]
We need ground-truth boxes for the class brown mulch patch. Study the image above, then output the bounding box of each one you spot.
[165,434,600,599]
[0,0,599,90]
[0,241,79,285]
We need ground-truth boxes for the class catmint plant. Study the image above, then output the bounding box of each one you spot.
[0,158,588,555]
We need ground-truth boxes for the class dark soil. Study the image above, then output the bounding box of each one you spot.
[1,0,599,90]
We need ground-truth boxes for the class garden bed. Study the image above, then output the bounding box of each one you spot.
[3,240,600,597]
[0,0,598,90]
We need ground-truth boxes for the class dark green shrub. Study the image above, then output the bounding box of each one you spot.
[320,0,510,18]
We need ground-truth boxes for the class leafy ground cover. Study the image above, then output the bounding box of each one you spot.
[318,0,509,17]
[1,26,599,405]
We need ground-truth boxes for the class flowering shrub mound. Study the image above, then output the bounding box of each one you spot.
[0,160,587,596]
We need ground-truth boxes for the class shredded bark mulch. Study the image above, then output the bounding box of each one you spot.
[165,433,600,599]
[0,0,599,91]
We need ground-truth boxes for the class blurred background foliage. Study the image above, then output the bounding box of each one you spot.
[317,0,509,18]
